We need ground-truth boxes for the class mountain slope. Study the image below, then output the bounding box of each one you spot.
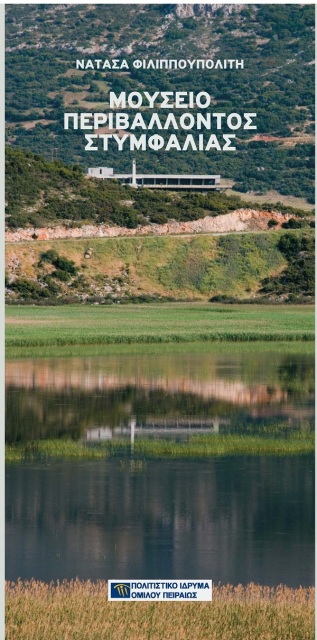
[5,230,314,304]
[5,4,315,202]
[5,147,312,230]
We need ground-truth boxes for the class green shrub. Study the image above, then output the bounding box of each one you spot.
[39,249,59,265]
[149,212,169,224]
[209,294,237,303]
[52,256,77,275]
[9,278,49,299]
[41,276,61,296]
[281,218,304,229]
[52,269,72,282]
[260,232,315,298]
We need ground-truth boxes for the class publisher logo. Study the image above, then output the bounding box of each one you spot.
[111,583,131,599]
[108,580,212,601]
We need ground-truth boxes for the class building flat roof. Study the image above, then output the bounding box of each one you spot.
[113,174,220,179]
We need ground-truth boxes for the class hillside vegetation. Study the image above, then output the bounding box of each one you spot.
[5,4,315,202]
[5,230,314,304]
[5,147,313,230]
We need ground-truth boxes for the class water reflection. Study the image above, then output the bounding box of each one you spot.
[6,456,314,586]
[6,351,314,443]
[6,349,315,586]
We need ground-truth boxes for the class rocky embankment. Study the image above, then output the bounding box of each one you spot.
[6,209,291,243]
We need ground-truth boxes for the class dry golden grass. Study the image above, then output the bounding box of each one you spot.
[222,185,314,211]
[5,581,315,640]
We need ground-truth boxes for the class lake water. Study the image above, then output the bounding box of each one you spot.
[6,348,315,586]
[6,349,314,443]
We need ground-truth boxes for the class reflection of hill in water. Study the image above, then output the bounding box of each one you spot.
[6,354,314,443]
[6,353,314,401]
[7,351,315,399]
[6,359,288,404]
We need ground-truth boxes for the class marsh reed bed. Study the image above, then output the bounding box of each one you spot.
[5,431,315,462]
[6,339,315,360]
[6,580,315,640]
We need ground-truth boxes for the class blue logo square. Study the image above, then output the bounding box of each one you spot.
[110,583,131,599]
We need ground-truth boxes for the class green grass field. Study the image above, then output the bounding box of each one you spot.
[6,581,315,640]
[5,303,315,350]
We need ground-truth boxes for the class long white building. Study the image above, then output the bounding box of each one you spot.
[87,161,220,191]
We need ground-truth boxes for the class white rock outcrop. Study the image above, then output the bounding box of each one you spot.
[5,209,291,243]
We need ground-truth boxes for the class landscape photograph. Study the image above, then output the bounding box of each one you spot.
[5,3,315,639]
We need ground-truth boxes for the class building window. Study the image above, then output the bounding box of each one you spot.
[100,169,103,175]
[167,178,179,185]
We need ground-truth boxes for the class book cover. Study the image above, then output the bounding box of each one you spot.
[5,2,315,638]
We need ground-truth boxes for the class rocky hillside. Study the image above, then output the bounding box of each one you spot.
[5,4,315,202]
[5,230,314,304]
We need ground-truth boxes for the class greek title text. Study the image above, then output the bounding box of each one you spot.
[64,91,256,153]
